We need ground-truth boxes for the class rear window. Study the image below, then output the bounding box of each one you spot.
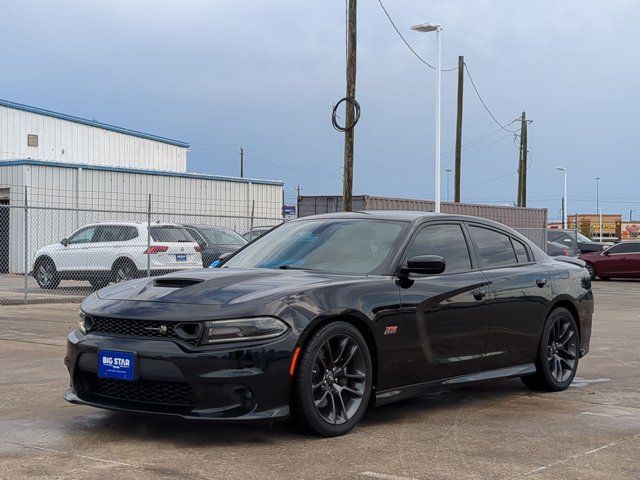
[149,226,193,243]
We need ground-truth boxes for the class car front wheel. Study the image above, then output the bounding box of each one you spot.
[521,307,579,391]
[34,258,60,289]
[294,321,373,437]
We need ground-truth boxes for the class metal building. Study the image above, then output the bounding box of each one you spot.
[0,99,284,274]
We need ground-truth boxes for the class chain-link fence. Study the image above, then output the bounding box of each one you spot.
[516,228,583,258]
[0,189,283,305]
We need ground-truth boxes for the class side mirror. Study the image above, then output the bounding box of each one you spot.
[61,238,68,247]
[402,255,446,275]
[602,249,610,256]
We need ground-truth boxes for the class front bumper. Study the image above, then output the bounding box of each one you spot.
[64,330,294,421]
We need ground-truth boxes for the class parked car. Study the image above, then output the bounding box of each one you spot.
[547,229,611,255]
[546,240,573,257]
[242,225,274,242]
[580,241,640,280]
[183,225,247,267]
[65,212,592,436]
[32,222,202,289]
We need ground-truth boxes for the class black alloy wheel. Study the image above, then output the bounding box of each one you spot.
[112,260,138,283]
[585,262,596,281]
[35,259,60,289]
[295,322,372,436]
[522,307,579,391]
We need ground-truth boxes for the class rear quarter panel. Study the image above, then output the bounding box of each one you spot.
[547,260,594,355]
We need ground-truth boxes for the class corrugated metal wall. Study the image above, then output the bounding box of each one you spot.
[0,164,283,273]
[297,195,547,245]
[0,105,187,172]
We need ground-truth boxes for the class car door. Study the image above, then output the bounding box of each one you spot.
[598,244,630,276]
[624,243,640,275]
[388,222,491,386]
[467,223,553,369]
[91,225,123,272]
[56,226,97,272]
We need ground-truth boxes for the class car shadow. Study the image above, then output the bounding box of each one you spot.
[67,378,532,444]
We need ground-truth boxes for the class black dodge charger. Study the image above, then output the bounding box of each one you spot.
[65,212,593,436]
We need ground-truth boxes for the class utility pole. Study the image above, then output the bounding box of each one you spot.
[454,55,464,203]
[296,185,302,200]
[517,112,528,207]
[240,147,244,178]
[342,0,357,212]
[631,210,634,222]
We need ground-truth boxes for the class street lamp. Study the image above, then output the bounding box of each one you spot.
[595,177,602,242]
[412,22,442,213]
[555,167,568,229]
[445,169,452,202]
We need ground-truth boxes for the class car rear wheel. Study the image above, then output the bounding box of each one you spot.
[112,259,139,283]
[294,321,372,437]
[34,258,60,289]
[521,307,579,391]
[584,262,596,280]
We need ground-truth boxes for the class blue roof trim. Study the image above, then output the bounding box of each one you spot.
[0,160,284,187]
[0,98,189,148]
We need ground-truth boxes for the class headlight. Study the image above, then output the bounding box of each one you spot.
[77,310,92,334]
[201,317,288,344]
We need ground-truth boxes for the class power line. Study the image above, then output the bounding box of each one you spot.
[464,63,520,133]
[375,0,458,71]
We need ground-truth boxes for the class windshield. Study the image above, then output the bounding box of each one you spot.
[150,226,193,243]
[199,227,246,246]
[576,232,593,243]
[224,219,407,275]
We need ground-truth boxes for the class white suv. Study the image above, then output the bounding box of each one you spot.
[32,222,203,289]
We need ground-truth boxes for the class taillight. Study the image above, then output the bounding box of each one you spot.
[144,245,169,254]
[195,245,202,252]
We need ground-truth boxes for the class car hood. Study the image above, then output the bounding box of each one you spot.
[95,268,359,305]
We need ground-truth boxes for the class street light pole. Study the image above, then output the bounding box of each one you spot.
[556,167,568,229]
[595,177,602,242]
[412,22,442,213]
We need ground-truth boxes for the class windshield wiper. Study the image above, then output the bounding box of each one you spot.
[277,265,312,271]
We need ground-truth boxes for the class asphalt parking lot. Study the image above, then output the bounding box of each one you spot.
[1,281,639,480]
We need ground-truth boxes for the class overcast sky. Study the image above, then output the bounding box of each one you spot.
[2,1,639,220]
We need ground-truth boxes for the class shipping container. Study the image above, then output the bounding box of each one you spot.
[297,195,548,246]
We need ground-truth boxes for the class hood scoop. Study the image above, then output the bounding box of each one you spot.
[153,277,204,289]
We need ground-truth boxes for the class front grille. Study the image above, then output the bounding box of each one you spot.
[80,373,196,407]
[87,315,202,345]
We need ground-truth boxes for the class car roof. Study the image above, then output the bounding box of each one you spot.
[295,210,511,227]
[76,222,183,228]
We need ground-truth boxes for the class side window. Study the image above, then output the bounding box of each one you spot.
[93,226,120,243]
[405,224,472,274]
[608,243,640,254]
[120,226,139,241]
[469,225,518,269]
[67,227,96,245]
[512,238,530,263]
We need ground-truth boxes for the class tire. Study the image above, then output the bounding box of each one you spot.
[34,258,60,289]
[294,321,373,437]
[584,262,596,281]
[112,259,139,284]
[89,277,110,290]
[521,307,579,391]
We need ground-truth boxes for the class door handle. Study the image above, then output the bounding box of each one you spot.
[472,289,487,300]
[536,278,548,288]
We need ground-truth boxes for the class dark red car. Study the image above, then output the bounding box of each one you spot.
[580,241,640,280]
